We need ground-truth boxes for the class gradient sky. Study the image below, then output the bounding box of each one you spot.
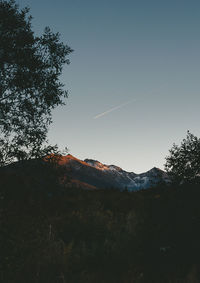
[17,0,200,173]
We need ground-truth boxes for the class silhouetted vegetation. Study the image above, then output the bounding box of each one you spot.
[1,162,200,283]
[165,131,200,185]
[0,0,72,166]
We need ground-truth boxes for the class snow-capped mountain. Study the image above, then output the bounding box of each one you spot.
[58,154,170,191]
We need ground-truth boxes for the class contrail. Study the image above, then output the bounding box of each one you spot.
[93,82,168,120]
[94,99,136,119]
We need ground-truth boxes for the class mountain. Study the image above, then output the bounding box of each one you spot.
[58,154,170,191]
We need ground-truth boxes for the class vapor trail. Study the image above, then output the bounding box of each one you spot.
[93,83,168,120]
[94,100,136,119]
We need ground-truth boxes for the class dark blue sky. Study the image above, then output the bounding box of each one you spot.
[17,0,200,172]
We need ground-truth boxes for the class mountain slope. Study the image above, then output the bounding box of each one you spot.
[59,154,169,191]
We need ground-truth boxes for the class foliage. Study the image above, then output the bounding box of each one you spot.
[1,163,200,282]
[165,131,200,183]
[0,0,73,166]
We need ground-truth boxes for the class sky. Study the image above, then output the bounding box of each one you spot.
[17,0,200,173]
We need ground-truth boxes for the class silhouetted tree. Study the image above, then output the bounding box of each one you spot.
[0,0,73,166]
[165,131,200,183]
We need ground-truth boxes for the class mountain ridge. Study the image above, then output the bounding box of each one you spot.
[59,154,170,191]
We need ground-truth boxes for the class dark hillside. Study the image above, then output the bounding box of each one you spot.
[0,163,200,283]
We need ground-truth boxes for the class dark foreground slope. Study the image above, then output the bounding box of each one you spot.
[0,162,200,283]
